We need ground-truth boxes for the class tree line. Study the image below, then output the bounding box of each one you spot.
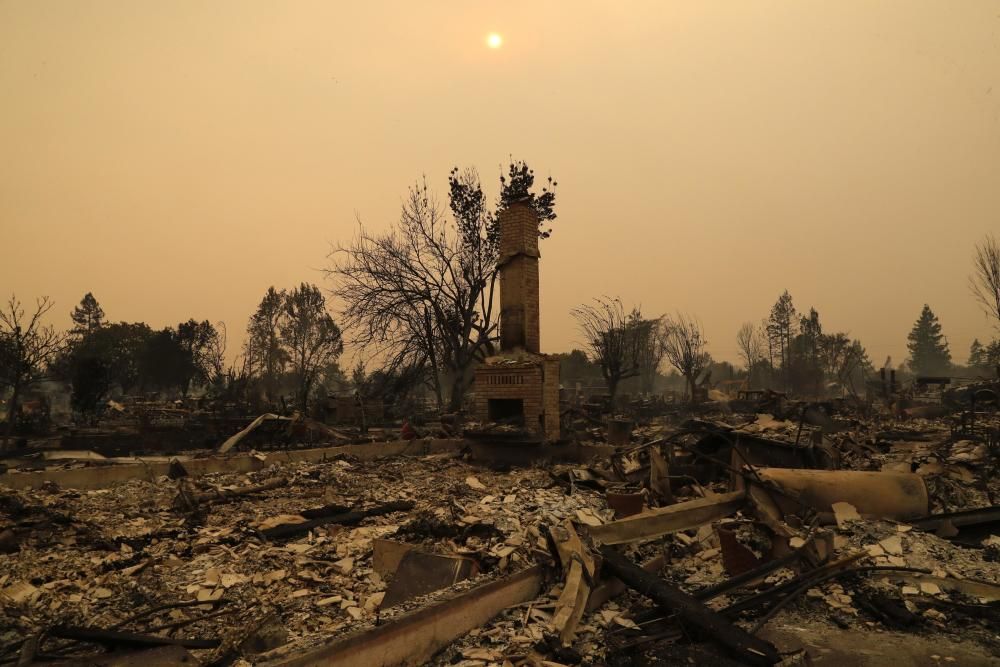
[0,282,344,442]
[2,157,998,437]
[564,231,1000,403]
[0,159,558,439]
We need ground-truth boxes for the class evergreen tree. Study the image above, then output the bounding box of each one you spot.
[789,308,823,395]
[968,339,986,370]
[985,340,1000,370]
[906,305,952,376]
[766,290,797,390]
[70,292,104,336]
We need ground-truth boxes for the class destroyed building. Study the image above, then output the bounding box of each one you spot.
[473,200,560,442]
[3,373,999,667]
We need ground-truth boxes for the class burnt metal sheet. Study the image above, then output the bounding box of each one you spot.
[381,550,480,609]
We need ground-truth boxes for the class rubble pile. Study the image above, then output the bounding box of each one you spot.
[1,403,998,666]
[0,454,614,664]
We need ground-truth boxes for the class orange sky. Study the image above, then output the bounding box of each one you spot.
[2,2,998,368]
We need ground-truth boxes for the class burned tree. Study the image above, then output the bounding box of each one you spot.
[203,321,227,390]
[176,319,224,395]
[329,161,557,410]
[0,295,66,448]
[736,321,764,387]
[634,317,668,394]
[571,297,643,406]
[662,313,711,402]
[970,233,1000,331]
[331,181,491,410]
[280,283,344,412]
[821,333,871,396]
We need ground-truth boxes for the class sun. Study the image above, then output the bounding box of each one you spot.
[486,33,503,49]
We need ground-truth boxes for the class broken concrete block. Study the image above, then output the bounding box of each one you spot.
[316,595,343,607]
[2,581,38,604]
[879,535,903,556]
[333,557,354,575]
[831,501,861,529]
[919,582,942,595]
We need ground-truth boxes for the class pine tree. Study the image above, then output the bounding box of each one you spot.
[968,339,986,370]
[906,305,952,376]
[790,308,823,395]
[985,340,1000,370]
[70,292,104,336]
[766,290,797,390]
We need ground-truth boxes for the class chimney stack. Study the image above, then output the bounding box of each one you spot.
[497,200,540,354]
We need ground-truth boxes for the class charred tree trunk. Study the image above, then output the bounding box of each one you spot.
[3,381,21,450]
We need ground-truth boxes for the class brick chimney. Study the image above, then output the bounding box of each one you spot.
[497,200,540,354]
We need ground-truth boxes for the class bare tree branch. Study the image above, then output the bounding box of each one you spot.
[970,233,1000,331]
[662,313,711,403]
[571,297,644,405]
[0,295,67,448]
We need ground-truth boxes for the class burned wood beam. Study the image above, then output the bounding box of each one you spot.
[15,635,39,667]
[720,553,866,617]
[693,551,802,602]
[177,476,289,508]
[48,626,220,650]
[32,645,193,666]
[259,566,544,666]
[586,555,665,612]
[910,505,1000,536]
[746,563,932,634]
[217,413,288,453]
[598,546,780,666]
[549,520,595,645]
[109,599,229,631]
[613,551,805,634]
[261,500,414,541]
[586,491,745,545]
[300,503,353,519]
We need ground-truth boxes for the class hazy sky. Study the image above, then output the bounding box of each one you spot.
[2,1,998,368]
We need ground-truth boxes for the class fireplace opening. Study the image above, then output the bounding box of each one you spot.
[488,398,525,425]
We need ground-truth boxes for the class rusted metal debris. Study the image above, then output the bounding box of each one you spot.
[749,469,929,522]
[598,545,781,665]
